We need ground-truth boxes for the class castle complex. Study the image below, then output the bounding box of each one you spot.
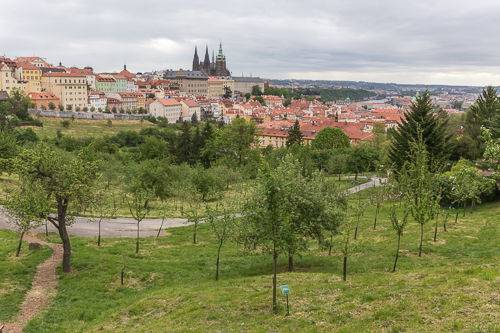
[192,42,230,77]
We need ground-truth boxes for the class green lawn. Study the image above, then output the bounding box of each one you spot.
[15,197,500,332]
[28,116,155,140]
[0,229,52,322]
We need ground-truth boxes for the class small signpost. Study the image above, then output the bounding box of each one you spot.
[280,285,290,315]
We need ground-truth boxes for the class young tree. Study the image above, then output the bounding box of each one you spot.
[326,153,346,181]
[389,91,451,173]
[389,208,409,272]
[89,189,117,246]
[345,147,372,181]
[311,127,350,150]
[48,102,56,110]
[351,200,367,240]
[58,104,64,111]
[4,182,50,256]
[156,199,170,238]
[214,117,259,167]
[126,189,152,253]
[185,197,202,244]
[398,132,438,257]
[286,120,304,147]
[9,143,97,272]
[339,218,359,281]
[190,113,198,126]
[205,200,237,281]
[66,104,72,111]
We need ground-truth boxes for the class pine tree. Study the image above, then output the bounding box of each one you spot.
[176,121,192,164]
[200,122,215,168]
[191,124,204,164]
[286,120,304,147]
[389,91,450,173]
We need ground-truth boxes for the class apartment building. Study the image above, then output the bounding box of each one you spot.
[41,72,87,109]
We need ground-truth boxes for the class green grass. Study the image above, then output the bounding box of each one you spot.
[0,229,53,321]
[28,117,155,140]
[13,197,500,332]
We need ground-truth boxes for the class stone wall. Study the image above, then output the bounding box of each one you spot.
[28,109,150,120]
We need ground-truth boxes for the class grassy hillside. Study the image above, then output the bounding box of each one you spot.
[0,229,53,322]
[16,196,500,332]
[27,117,156,140]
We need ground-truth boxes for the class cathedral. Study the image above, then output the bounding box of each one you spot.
[192,42,230,77]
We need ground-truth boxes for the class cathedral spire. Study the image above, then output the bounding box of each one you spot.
[192,46,199,71]
[217,40,225,59]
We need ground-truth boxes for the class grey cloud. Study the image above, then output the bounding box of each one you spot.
[1,0,500,85]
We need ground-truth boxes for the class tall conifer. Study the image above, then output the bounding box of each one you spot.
[286,120,304,147]
[389,91,450,173]
[176,121,192,164]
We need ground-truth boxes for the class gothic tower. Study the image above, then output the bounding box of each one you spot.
[203,46,210,75]
[192,46,200,71]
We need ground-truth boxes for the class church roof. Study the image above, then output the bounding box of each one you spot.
[164,70,208,79]
[233,77,263,82]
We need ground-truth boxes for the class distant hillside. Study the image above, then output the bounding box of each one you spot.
[266,78,484,93]
[290,87,378,102]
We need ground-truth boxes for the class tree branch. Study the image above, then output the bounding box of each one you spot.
[28,167,59,188]
[47,216,60,229]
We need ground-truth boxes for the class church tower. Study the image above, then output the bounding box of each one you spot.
[203,46,211,75]
[214,41,230,77]
[192,46,200,71]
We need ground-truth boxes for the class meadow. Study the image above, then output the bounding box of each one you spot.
[1,186,498,332]
[27,117,156,140]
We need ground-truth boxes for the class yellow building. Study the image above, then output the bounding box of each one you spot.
[15,62,42,93]
[0,64,27,92]
[41,72,87,110]
[207,77,223,98]
[135,92,146,110]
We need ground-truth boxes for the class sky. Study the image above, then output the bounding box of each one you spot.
[2,0,500,86]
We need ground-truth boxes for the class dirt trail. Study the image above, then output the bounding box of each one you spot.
[2,233,62,333]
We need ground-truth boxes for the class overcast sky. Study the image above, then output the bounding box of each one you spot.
[1,0,499,86]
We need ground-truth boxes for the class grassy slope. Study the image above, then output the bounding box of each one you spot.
[28,117,155,140]
[20,197,500,332]
[0,229,53,322]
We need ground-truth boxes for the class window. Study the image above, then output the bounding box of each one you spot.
[5,80,8,83]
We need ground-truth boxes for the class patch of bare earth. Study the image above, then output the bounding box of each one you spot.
[2,233,62,333]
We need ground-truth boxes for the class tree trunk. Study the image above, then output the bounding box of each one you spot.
[57,200,72,273]
[470,201,474,214]
[355,173,358,181]
[136,222,140,253]
[418,223,423,257]
[354,216,359,240]
[98,220,101,246]
[193,224,197,244]
[463,201,466,217]
[434,212,438,242]
[273,249,277,312]
[157,218,165,238]
[16,231,24,257]
[45,221,48,236]
[216,240,222,281]
[328,235,333,255]
[288,251,293,272]
[374,203,379,230]
[444,220,447,232]
[393,234,401,272]
[339,173,341,181]
[343,256,347,281]
[455,207,459,223]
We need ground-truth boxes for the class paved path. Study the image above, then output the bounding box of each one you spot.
[0,177,387,239]
[0,213,192,238]
[345,176,387,194]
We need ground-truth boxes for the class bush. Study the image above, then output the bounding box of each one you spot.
[61,120,70,128]
[148,116,157,123]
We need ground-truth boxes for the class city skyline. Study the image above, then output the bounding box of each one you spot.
[2,0,500,86]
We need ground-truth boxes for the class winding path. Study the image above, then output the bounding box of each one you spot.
[2,234,63,333]
[0,177,387,239]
